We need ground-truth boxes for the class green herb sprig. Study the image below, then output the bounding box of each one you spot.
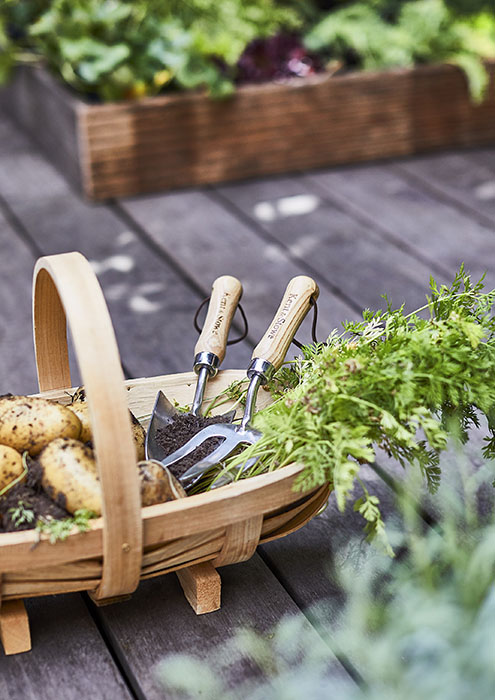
[222,267,495,550]
[36,508,97,544]
[8,500,36,528]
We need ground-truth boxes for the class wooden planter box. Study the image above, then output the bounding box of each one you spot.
[1,62,494,200]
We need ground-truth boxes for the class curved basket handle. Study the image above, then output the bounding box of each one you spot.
[33,252,142,600]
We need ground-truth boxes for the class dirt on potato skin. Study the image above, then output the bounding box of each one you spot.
[155,412,232,480]
[0,458,69,533]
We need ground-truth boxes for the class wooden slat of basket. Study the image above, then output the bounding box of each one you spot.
[2,537,222,590]
[141,539,223,576]
[260,486,330,540]
[142,528,224,568]
[4,534,223,583]
[214,515,263,567]
[2,580,102,598]
[140,464,313,541]
[0,462,308,573]
[140,554,221,582]
[260,486,331,544]
[32,254,142,601]
[4,561,103,582]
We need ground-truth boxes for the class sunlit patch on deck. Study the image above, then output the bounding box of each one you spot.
[90,254,135,274]
[254,194,320,222]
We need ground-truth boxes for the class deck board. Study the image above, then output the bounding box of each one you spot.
[0,595,133,700]
[393,149,495,226]
[117,190,354,345]
[0,119,249,378]
[93,555,353,699]
[0,208,38,394]
[304,161,495,288]
[215,175,441,313]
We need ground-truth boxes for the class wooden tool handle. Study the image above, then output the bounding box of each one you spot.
[194,275,243,363]
[32,252,142,601]
[252,276,319,370]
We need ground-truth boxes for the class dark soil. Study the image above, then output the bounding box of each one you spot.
[0,458,69,533]
[155,412,232,480]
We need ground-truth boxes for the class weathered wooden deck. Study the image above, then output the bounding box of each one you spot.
[0,108,494,698]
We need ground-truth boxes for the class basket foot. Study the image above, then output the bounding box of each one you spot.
[0,600,31,655]
[176,563,221,615]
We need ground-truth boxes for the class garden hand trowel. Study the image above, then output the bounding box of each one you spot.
[158,275,319,489]
[145,275,243,460]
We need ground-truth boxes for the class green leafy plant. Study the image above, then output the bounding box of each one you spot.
[0,0,300,100]
[220,267,495,549]
[203,379,249,416]
[8,499,36,528]
[1,0,492,102]
[305,0,495,101]
[36,507,97,543]
[156,467,495,699]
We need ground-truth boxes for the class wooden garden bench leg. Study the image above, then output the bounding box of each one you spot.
[0,599,31,655]
[176,563,221,615]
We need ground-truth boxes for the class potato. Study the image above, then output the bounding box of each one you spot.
[39,441,181,515]
[131,412,146,461]
[39,438,102,515]
[138,460,186,506]
[0,444,25,492]
[68,387,145,459]
[67,399,92,443]
[0,396,81,456]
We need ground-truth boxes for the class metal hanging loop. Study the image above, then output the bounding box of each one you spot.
[291,297,319,350]
[194,297,249,345]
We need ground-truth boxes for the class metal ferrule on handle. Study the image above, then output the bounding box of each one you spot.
[193,351,220,378]
[246,358,275,384]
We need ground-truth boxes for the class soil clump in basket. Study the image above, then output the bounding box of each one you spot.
[0,458,69,533]
[155,412,232,480]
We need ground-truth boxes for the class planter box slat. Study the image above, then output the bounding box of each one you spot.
[1,62,494,200]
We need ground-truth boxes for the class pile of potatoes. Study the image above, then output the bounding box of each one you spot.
[0,391,183,519]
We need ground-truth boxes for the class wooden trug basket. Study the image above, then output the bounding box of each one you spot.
[0,252,329,655]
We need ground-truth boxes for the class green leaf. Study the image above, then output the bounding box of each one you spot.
[448,51,489,103]
[78,44,131,83]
